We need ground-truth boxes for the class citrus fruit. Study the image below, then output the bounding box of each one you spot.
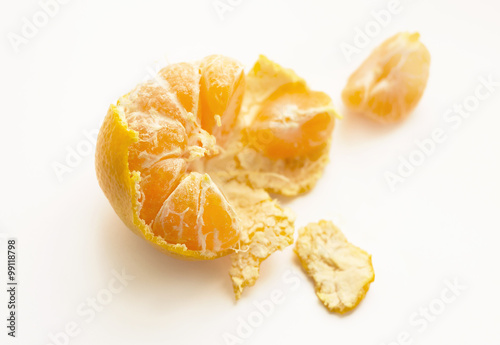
[245,82,336,159]
[95,55,339,297]
[198,55,245,145]
[205,55,341,196]
[152,172,240,252]
[158,62,200,116]
[342,32,431,123]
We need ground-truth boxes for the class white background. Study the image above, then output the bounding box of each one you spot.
[1,0,500,344]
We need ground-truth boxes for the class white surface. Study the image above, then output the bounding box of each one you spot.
[1,0,500,344]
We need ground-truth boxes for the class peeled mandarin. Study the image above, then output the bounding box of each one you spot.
[96,54,335,268]
[246,82,337,159]
[342,32,430,123]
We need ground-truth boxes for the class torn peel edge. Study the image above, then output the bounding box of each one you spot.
[96,104,236,261]
[293,220,375,314]
[229,209,295,299]
[295,251,374,314]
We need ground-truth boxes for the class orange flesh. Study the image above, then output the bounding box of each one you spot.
[134,83,191,127]
[152,173,240,252]
[247,83,336,159]
[138,158,186,225]
[122,55,337,254]
[126,112,188,172]
[198,55,245,145]
[124,56,245,253]
[342,32,430,123]
[159,62,200,116]
[126,109,239,252]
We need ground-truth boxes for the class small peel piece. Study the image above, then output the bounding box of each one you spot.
[294,220,374,313]
[223,181,295,299]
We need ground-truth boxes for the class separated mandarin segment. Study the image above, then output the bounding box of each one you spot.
[342,32,430,122]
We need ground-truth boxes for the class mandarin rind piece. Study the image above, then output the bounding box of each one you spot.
[294,220,375,313]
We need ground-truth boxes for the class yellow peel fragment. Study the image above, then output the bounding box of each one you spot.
[294,220,375,313]
[224,181,295,299]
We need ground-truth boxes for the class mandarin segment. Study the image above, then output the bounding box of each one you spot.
[125,111,188,171]
[198,55,245,144]
[138,158,187,225]
[342,32,430,122]
[132,82,190,127]
[159,62,201,115]
[152,173,240,252]
[246,82,338,159]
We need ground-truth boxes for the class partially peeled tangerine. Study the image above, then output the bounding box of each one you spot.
[95,54,341,299]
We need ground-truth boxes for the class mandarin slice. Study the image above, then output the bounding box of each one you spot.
[246,82,338,159]
[198,55,245,144]
[342,32,430,123]
[159,62,200,116]
[125,111,188,171]
[138,158,186,225]
[152,172,240,252]
[133,82,191,127]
